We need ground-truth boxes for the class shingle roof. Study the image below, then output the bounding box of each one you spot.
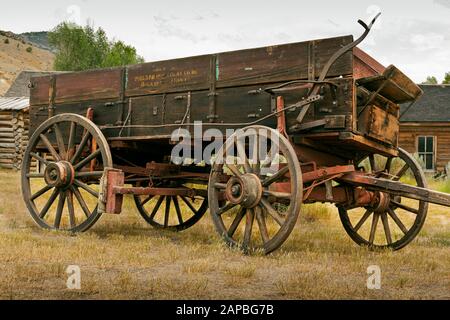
[400,84,450,122]
[0,97,29,111]
[4,70,60,97]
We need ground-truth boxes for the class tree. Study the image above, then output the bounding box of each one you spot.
[422,76,438,85]
[48,22,144,71]
[443,72,450,85]
[103,41,144,67]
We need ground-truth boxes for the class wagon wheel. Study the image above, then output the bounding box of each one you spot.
[21,113,112,232]
[338,147,428,250]
[208,125,302,254]
[133,182,208,231]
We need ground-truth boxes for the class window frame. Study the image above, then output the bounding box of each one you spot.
[416,135,436,172]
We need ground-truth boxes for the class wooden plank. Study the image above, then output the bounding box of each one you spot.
[126,55,210,97]
[358,105,399,147]
[217,36,353,88]
[30,75,52,106]
[55,68,123,103]
[338,132,398,157]
[357,65,422,104]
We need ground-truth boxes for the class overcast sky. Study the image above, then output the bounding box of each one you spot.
[1,0,449,82]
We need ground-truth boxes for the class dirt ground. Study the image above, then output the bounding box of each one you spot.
[0,169,448,300]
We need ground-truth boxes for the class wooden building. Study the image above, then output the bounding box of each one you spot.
[399,84,450,173]
[0,97,30,170]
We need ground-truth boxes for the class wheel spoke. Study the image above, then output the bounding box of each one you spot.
[73,179,99,198]
[225,164,242,177]
[30,185,53,201]
[141,195,154,206]
[53,123,66,160]
[75,171,104,178]
[262,166,289,187]
[236,137,252,173]
[73,149,101,171]
[30,152,50,166]
[39,134,61,161]
[393,164,409,181]
[369,154,376,172]
[180,196,199,215]
[368,212,380,244]
[243,209,254,249]
[172,196,184,225]
[150,196,165,219]
[39,188,59,219]
[164,196,171,227]
[71,186,91,218]
[66,190,76,228]
[391,200,419,214]
[70,131,91,164]
[385,157,393,173]
[67,121,77,161]
[260,146,274,168]
[263,190,291,200]
[213,182,227,189]
[227,207,246,237]
[216,202,236,216]
[26,173,45,178]
[380,212,392,245]
[260,198,284,226]
[354,209,373,232]
[255,206,269,244]
[250,136,260,175]
[387,207,408,234]
[54,191,66,228]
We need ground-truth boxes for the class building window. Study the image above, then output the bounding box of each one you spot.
[417,136,435,171]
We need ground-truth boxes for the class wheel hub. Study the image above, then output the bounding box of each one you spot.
[225,173,262,208]
[44,161,75,188]
[373,191,391,213]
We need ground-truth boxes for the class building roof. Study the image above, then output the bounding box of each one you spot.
[0,97,29,111]
[4,70,59,97]
[400,84,450,122]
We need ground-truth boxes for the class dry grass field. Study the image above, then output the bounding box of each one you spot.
[0,168,448,300]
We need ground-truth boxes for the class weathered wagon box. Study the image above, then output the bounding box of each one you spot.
[28,36,355,142]
[29,33,420,164]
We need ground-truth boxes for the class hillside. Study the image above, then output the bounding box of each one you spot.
[20,31,54,52]
[0,31,55,96]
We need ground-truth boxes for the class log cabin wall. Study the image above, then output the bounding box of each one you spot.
[0,97,34,171]
[399,123,450,172]
[399,84,450,173]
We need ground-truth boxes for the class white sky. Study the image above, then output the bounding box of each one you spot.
[1,0,449,82]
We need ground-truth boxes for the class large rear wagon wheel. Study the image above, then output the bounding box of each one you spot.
[21,113,112,232]
[134,182,208,231]
[338,148,428,250]
[208,126,302,254]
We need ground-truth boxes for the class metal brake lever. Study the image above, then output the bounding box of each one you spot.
[358,12,381,31]
[294,13,382,126]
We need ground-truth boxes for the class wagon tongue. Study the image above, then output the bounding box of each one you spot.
[339,172,450,207]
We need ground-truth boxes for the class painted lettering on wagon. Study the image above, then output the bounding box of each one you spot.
[134,69,199,88]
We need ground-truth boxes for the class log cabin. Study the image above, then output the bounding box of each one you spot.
[399,84,450,174]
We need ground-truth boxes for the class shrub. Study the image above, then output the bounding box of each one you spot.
[4,38,9,44]
[26,46,33,53]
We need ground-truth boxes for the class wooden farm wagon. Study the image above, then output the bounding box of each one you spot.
[21,15,450,253]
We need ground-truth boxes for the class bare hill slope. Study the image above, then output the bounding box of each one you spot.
[0,31,54,96]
